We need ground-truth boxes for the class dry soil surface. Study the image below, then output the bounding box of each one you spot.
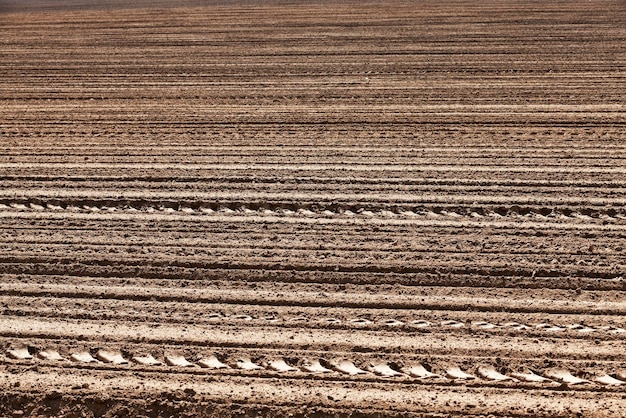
[1,0,626,417]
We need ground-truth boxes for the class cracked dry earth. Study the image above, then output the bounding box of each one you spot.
[2,0,626,417]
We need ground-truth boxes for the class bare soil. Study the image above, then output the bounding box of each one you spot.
[1,0,626,416]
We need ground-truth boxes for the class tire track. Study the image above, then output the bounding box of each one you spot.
[2,0,626,416]
[3,345,626,390]
[1,197,626,219]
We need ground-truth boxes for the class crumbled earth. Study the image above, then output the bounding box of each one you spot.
[1,0,626,416]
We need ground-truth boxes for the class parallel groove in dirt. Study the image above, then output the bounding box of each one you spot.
[3,281,626,316]
[2,0,626,416]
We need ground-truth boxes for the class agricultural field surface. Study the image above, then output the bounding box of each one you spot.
[1,0,626,416]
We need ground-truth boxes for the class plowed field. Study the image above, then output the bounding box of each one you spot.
[2,0,626,416]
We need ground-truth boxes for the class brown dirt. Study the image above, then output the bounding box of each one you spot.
[1,0,626,416]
